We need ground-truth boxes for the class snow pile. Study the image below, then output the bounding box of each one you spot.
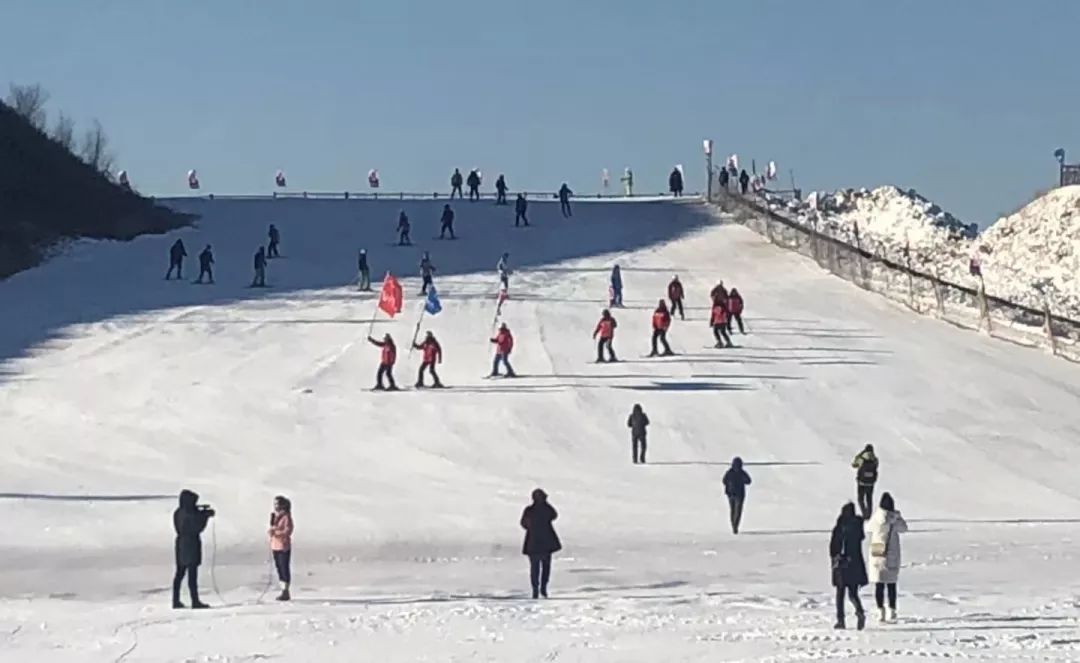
[756,185,1080,320]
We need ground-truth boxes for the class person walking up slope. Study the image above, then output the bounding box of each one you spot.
[166,239,187,280]
[830,502,868,630]
[196,245,214,284]
[667,275,685,320]
[722,457,751,534]
[593,309,618,363]
[649,300,674,357]
[851,444,879,519]
[268,495,294,601]
[514,194,529,227]
[489,323,516,377]
[520,488,562,599]
[627,404,650,464]
[367,334,399,390]
[866,492,908,623]
[413,331,444,388]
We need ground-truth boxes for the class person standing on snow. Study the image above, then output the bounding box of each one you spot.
[467,169,482,201]
[489,323,516,377]
[727,288,746,334]
[268,224,281,258]
[166,238,187,280]
[866,492,908,624]
[357,249,372,291]
[593,309,618,363]
[667,275,685,320]
[851,444,879,519]
[413,331,445,388]
[495,174,508,205]
[439,204,456,240]
[558,183,573,218]
[739,169,750,195]
[627,403,650,464]
[520,488,561,599]
[710,281,729,306]
[621,168,634,196]
[367,333,399,390]
[718,166,730,192]
[419,252,436,295]
[397,210,412,246]
[252,246,267,287]
[450,169,464,199]
[650,300,674,357]
[830,502,868,630]
[172,489,214,609]
[609,265,624,307]
[515,193,529,227]
[195,244,214,284]
[669,167,684,197]
[711,298,733,348]
[721,457,751,534]
[497,252,512,292]
[268,495,294,601]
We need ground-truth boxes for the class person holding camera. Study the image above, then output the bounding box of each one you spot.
[172,489,214,609]
[269,495,294,601]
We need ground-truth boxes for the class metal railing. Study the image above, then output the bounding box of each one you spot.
[154,190,701,202]
[711,190,1080,362]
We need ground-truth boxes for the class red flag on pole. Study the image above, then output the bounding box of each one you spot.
[378,273,403,317]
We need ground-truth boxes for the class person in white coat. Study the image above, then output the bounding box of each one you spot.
[865,492,908,623]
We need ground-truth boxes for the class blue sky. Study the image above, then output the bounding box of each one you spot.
[3,0,1077,224]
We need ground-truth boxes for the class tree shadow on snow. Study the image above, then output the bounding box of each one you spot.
[0,492,173,502]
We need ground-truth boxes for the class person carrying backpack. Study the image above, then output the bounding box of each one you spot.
[851,444,879,519]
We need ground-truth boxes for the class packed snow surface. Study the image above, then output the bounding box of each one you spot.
[762,185,1080,318]
[1,197,1079,661]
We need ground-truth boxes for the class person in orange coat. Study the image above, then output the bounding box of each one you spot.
[711,300,733,348]
[489,323,517,377]
[367,333,399,390]
[727,288,746,334]
[593,309,618,362]
[413,331,444,388]
[268,495,294,601]
[649,300,674,357]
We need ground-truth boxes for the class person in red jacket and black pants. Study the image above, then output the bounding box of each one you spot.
[413,331,444,388]
[649,300,674,357]
[711,299,733,348]
[367,334,399,390]
[593,309,618,362]
[727,288,746,334]
[667,276,685,320]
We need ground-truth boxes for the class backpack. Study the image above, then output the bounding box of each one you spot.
[857,456,878,484]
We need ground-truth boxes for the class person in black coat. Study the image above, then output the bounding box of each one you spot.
[558,183,573,218]
[467,170,481,201]
[520,488,561,599]
[268,224,280,258]
[668,168,684,197]
[721,457,751,534]
[514,194,529,227]
[172,489,214,609]
[718,167,730,192]
[627,403,650,464]
[450,169,464,199]
[196,245,214,284]
[830,502,868,630]
[495,174,508,205]
[738,169,750,195]
[357,249,371,291]
[439,204,456,240]
[252,246,267,287]
[166,239,187,280]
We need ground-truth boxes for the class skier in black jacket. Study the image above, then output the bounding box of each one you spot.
[166,239,187,280]
[739,169,750,195]
[627,403,650,464]
[439,204,456,239]
[520,488,561,599]
[267,224,280,258]
[721,457,752,534]
[450,169,464,199]
[172,489,214,609]
[495,175,508,205]
[830,502,868,630]
[397,211,412,246]
[558,183,573,218]
[195,245,214,284]
[467,170,481,201]
[515,194,529,227]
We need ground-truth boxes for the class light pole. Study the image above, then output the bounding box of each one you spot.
[1054,148,1066,187]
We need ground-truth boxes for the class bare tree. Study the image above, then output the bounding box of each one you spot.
[80,119,115,176]
[6,83,50,129]
[51,112,76,151]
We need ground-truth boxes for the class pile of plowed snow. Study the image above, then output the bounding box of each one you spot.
[759,185,1080,320]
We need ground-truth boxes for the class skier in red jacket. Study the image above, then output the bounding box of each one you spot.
[667,276,685,320]
[413,331,444,388]
[727,288,746,334]
[367,334,399,390]
[490,323,516,377]
[711,301,733,348]
[649,300,674,357]
[593,309,618,363]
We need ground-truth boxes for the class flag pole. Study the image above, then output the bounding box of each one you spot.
[408,302,426,357]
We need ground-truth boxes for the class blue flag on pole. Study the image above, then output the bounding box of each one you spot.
[424,286,442,315]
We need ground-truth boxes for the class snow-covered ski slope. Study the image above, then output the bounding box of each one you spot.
[1,197,1078,661]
